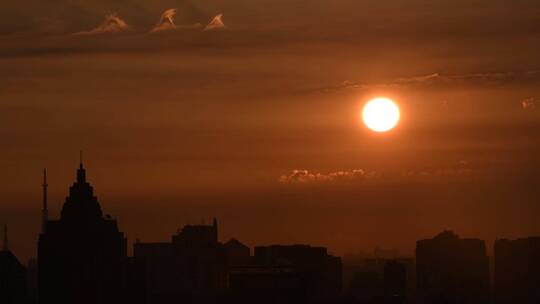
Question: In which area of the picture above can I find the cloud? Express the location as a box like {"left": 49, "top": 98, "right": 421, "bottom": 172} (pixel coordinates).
{"left": 73, "top": 14, "right": 128, "bottom": 35}
{"left": 151, "top": 8, "right": 177, "bottom": 32}
{"left": 279, "top": 169, "right": 379, "bottom": 184}
{"left": 280, "top": 161, "right": 477, "bottom": 184}
{"left": 204, "top": 14, "right": 225, "bottom": 31}
{"left": 321, "top": 70, "right": 540, "bottom": 94}
{"left": 401, "top": 160, "right": 475, "bottom": 179}
{"left": 150, "top": 8, "right": 203, "bottom": 33}
{"left": 521, "top": 97, "right": 538, "bottom": 110}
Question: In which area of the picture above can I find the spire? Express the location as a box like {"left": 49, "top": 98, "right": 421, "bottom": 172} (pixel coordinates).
{"left": 79, "top": 150, "right": 83, "bottom": 169}
{"left": 2, "top": 224, "right": 8, "bottom": 251}
{"left": 42, "top": 168, "right": 48, "bottom": 233}
{"left": 77, "top": 151, "right": 86, "bottom": 183}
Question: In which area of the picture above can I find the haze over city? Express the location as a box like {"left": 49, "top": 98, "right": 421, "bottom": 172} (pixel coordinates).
{"left": 0, "top": 2, "right": 540, "bottom": 303}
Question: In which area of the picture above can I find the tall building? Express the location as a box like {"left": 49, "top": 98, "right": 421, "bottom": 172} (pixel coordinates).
{"left": 416, "top": 231, "right": 489, "bottom": 304}
{"left": 38, "top": 161, "right": 127, "bottom": 304}
{"left": 494, "top": 237, "right": 540, "bottom": 304}
{"left": 0, "top": 225, "right": 27, "bottom": 304}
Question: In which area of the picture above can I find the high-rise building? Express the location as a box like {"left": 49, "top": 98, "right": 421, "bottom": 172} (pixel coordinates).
{"left": 416, "top": 231, "right": 490, "bottom": 304}
{"left": 38, "top": 161, "right": 127, "bottom": 304}
{"left": 494, "top": 237, "right": 540, "bottom": 304}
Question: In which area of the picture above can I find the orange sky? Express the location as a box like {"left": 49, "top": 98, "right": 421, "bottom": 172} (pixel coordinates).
{"left": 1, "top": 0, "right": 540, "bottom": 261}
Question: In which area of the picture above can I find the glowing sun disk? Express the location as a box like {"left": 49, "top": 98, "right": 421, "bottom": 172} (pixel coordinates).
{"left": 362, "top": 98, "right": 400, "bottom": 132}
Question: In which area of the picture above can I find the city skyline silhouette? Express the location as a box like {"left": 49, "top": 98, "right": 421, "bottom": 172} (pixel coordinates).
{"left": 1, "top": 160, "right": 539, "bottom": 303}
{"left": 1, "top": 1, "right": 540, "bottom": 303}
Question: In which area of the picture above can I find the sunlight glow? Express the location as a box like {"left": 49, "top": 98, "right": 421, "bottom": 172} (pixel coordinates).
{"left": 362, "top": 97, "right": 400, "bottom": 132}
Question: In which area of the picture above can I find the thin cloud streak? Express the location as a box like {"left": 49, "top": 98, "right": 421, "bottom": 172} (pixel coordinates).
{"left": 279, "top": 169, "right": 380, "bottom": 184}
{"left": 279, "top": 162, "right": 477, "bottom": 184}
{"left": 319, "top": 70, "right": 540, "bottom": 94}
{"left": 73, "top": 14, "right": 129, "bottom": 35}
{"left": 204, "top": 14, "right": 225, "bottom": 31}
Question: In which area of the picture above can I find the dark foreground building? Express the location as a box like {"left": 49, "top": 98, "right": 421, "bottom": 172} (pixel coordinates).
{"left": 494, "top": 237, "right": 540, "bottom": 304}
{"left": 239, "top": 244, "right": 342, "bottom": 303}
{"left": 416, "top": 231, "right": 489, "bottom": 304}
{"left": 384, "top": 260, "right": 408, "bottom": 304}
{"left": 134, "top": 219, "right": 227, "bottom": 304}
{"left": 0, "top": 226, "right": 27, "bottom": 304}
{"left": 38, "top": 162, "right": 128, "bottom": 304}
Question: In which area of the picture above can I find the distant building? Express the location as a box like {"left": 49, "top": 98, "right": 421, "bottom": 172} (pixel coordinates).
{"left": 344, "top": 256, "right": 415, "bottom": 302}
{"left": 252, "top": 244, "right": 342, "bottom": 302}
{"left": 494, "top": 237, "right": 540, "bottom": 304}
{"left": 384, "top": 260, "right": 407, "bottom": 304}
{"left": 348, "top": 271, "right": 381, "bottom": 302}
{"left": 0, "top": 226, "right": 27, "bottom": 304}
{"left": 224, "top": 238, "right": 250, "bottom": 266}
{"left": 38, "top": 162, "right": 128, "bottom": 304}
{"left": 416, "top": 231, "right": 490, "bottom": 304}
{"left": 134, "top": 219, "right": 227, "bottom": 303}
{"left": 227, "top": 264, "right": 305, "bottom": 303}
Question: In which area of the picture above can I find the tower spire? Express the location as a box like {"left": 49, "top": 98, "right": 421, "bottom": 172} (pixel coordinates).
{"left": 80, "top": 150, "right": 83, "bottom": 169}
{"left": 77, "top": 151, "right": 86, "bottom": 183}
{"left": 42, "top": 168, "right": 48, "bottom": 233}
{"left": 2, "top": 224, "right": 8, "bottom": 251}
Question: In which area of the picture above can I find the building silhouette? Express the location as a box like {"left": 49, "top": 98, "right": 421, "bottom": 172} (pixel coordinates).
{"left": 0, "top": 225, "right": 27, "bottom": 304}
{"left": 38, "top": 161, "right": 128, "bottom": 304}
{"left": 134, "top": 219, "right": 227, "bottom": 303}
{"left": 347, "top": 270, "right": 382, "bottom": 303}
{"left": 494, "top": 237, "right": 540, "bottom": 304}
{"left": 416, "top": 231, "right": 490, "bottom": 304}
{"left": 224, "top": 238, "right": 251, "bottom": 266}
{"left": 253, "top": 244, "right": 342, "bottom": 302}
{"left": 344, "top": 255, "right": 415, "bottom": 303}
{"left": 384, "top": 260, "right": 407, "bottom": 304}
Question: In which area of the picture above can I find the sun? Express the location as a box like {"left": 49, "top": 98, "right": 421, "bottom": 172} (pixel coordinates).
{"left": 362, "top": 97, "right": 400, "bottom": 132}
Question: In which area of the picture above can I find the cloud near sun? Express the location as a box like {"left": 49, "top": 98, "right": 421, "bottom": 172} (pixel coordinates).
{"left": 319, "top": 70, "right": 540, "bottom": 94}
{"left": 279, "top": 162, "right": 476, "bottom": 184}
{"left": 279, "top": 169, "right": 380, "bottom": 184}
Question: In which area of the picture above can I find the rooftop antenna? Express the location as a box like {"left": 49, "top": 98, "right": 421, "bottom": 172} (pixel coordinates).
{"left": 42, "top": 168, "right": 48, "bottom": 233}
{"left": 2, "top": 224, "right": 8, "bottom": 251}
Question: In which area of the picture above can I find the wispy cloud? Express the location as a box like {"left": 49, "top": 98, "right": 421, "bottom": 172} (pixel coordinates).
{"left": 279, "top": 169, "right": 380, "bottom": 184}
{"left": 204, "top": 14, "right": 225, "bottom": 31}
{"left": 401, "top": 161, "right": 474, "bottom": 179}
{"left": 151, "top": 8, "right": 178, "bottom": 33}
{"left": 150, "top": 9, "right": 203, "bottom": 33}
{"left": 320, "top": 70, "right": 540, "bottom": 94}
{"left": 73, "top": 14, "right": 129, "bottom": 35}
{"left": 521, "top": 97, "right": 538, "bottom": 110}
{"left": 279, "top": 161, "right": 476, "bottom": 184}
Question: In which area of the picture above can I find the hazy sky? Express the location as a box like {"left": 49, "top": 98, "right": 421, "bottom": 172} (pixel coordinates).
{"left": 1, "top": 0, "right": 540, "bottom": 261}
